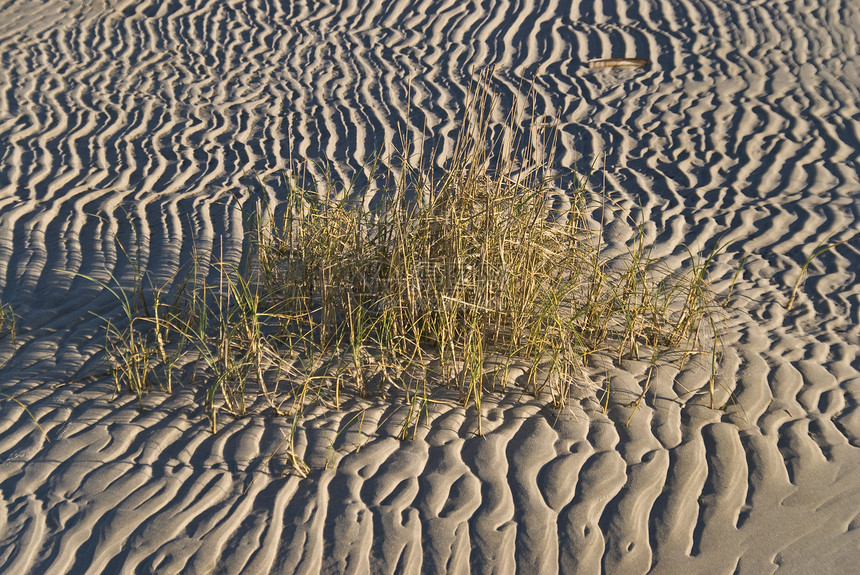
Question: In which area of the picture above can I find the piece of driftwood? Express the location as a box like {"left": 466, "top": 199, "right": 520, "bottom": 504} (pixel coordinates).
{"left": 588, "top": 58, "right": 649, "bottom": 69}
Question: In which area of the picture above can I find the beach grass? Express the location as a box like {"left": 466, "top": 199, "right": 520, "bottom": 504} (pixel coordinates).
{"left": 0, "top": 302, "right": 51, "bottom": 439}
{"left": 785, "top": 233, "right": 851, "bottom": 311}
{"left": 83, "top": 73, "right": 728, "bottom": 443}
{"left": 0, "top": 302, "right": 15, "bottom": 346}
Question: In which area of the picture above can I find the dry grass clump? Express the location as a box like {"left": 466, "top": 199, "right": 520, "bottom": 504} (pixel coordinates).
{"left": 0, "top": 302, "right": 15, "bottom": 345}
{"left": 82, "top": 76, "right": 726, "bottom": 441}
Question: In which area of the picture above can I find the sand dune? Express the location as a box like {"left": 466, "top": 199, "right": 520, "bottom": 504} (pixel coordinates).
{"left": 1, "top": 0, "right": 859, "bottom": 572}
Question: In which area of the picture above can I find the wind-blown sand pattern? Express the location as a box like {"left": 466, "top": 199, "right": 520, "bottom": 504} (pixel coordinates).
{"left": 1, "top": 0, "right": 859, "bottom": 573}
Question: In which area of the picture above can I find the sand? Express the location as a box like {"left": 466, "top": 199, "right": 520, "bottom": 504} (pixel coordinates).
{"left": 1, "top": 0, "right": 859, "bottom": 573}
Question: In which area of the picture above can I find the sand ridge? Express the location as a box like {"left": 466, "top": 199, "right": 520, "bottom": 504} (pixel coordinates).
{"left": 1, "top": 0, "right": 859, "bottom": 573}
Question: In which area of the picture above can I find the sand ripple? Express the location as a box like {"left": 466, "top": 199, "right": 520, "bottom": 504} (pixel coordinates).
{"left": 1, "top": 0, "right": 859, "bottom": 572}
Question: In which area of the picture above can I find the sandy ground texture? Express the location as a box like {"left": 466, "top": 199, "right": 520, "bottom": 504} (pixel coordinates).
{"left": 1, "top": 0, "right": 860, "bottom": 573}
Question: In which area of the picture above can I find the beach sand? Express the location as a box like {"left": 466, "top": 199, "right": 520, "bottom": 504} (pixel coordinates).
{"left": 1, "top": 0, "right": 859, "bottom": 572}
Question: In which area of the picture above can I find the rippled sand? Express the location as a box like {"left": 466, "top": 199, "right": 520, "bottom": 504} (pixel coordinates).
{"left": 1, "top": 1, "right": 859, "bottom": 573}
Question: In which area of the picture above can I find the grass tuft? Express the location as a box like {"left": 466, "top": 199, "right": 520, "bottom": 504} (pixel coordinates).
{"left": 83, "top": 72, "right": 728, "bottom": 449}
{"left": 0, "top": 302, "right": 15, "bottom": 345}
